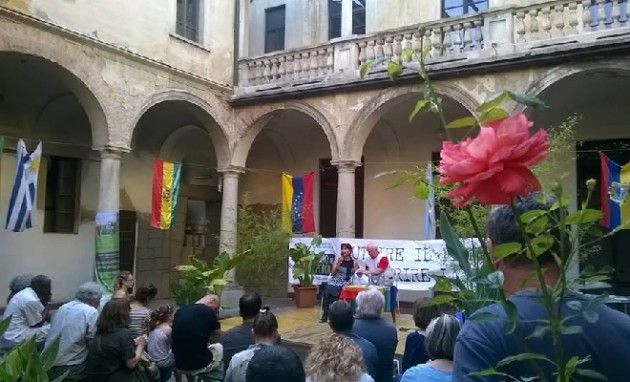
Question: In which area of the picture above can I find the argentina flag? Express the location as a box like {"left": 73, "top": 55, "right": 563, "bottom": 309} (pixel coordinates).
{"left": 5, "top": 140, "right": 42, "bottom": 232}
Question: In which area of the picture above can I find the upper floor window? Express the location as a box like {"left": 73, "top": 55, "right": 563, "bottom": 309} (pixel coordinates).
{"left": 44, "top": 156, "right": 81, "bottom": 233}
{"left": 265, "top": 5, "right": 286, "bottom": 53}
{"left": 176, "top": 0, "right": 201, "bottom": 42}
{"left": 442, "top": 0, "right": 488, "bottom": 18}
{"left": 328, "top": 0, "right": 366, "bottom": 39}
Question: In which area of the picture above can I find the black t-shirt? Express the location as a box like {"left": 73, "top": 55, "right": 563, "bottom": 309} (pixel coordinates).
{"left": 86, "top": 327, "right": 141, "bottom": 382}
{"left": 172, "top": 304, "right": 221, "bottom": 371}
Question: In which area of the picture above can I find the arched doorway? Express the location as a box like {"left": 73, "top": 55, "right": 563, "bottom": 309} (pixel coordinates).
{"left": 131, "top": 100, "right": 227, "bottom": 298}
{"left": 529, "top": 67, "right": 630, "bottom": 296}
{"left": 0, "top": 52, "right": 107, "bottom": 303}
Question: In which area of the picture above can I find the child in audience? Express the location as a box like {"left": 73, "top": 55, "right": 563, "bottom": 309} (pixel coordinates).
{"left": 147, "top": 305, "right": 178, "bottom": 382}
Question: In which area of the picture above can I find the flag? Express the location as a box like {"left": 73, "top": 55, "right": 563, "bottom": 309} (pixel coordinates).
{"left": 5, "top": 140, "right": 42, "bottom": 232}
{"left": 423, "top": 162, "right": 436, "bottom": 240}
{"left": 151, "top": 159, "right": 182, "bottom": 229}
{"left": 281, "top": 172, "right": 315, "bottom": 234}
{"left": 599, "top": 152, "right": 630, "bottom": 229}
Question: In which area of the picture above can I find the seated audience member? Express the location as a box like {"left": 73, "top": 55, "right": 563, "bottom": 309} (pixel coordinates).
{"left": 225, "top": 307, "right": 279, "bottom": 382}
{"left": 147, "top": 305, "right": 177, "bottom": 382}
{"left": 400, "top": 314, "right": 460, "bottom": 382}
{"left": 87, "top": 298, "right": 148, "bottom": 382}
{"left": 46, "top": 282, "right": 102, "bottom": 381}
{"left": 172, "top": 294, "right": 222, "bottom": 378}
{"left": 221, "top": 292, "right": 261, "bottom": 369}
{"left": 129, "top": 284, "right": 158, "bottom": 338}
{"left": 305, "top": 333, "right": 374, "bottom": 382}
{"left": 328, "top": 300, "right": 378, "bottom": 379}
{"left": 245, "top": 344, "right": 305, "bottom": 382}
{"left": 0, "top": 274, "right": 52, "bottom": 351}
{"left": 352, "top": 287, "right": 398, "bottom": 382}
{"left": 320, "top": 243, "right": 359, "bottom": 322}
{"left": 401, "top": 298, "right": 445, "bottom": 373}
{"left": 453, "top": 192, "right": 630, "bottom": 381}
{"left": 6, "top": 273, "right": 34, "bottom": 304}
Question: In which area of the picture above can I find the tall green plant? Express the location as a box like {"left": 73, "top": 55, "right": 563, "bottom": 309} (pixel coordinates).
{"left": 235, "top": 203, "right": 289, "bottom": 296}
{"left": 171, "top": 251, "right": 248, "bottom": 306}
{"left": 0, "top": 316, "right": 66, "bottom": 382}
{"left": 289, "top": 235, "right": 323, "bottom": 286}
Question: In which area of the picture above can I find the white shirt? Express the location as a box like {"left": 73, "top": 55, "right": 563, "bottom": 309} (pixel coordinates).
{"left": 45, "top": 300, "right": 98, "bottom": 366}
{"left": 364, "top": 254, "right": 395, "bottom": 286}
{"left": 1, "top": 287, "right": 49, "bottom": 343}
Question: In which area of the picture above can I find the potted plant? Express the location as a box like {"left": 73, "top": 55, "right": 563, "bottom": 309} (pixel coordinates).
{"left": 171, "top": 251, "right": 248, "bottom": 306}
{"left": 289, "top": 235, "right": 323, "bottom": 308}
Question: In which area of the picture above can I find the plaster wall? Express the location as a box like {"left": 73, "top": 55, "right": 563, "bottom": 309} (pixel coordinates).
{"left": 1, "top": 0, "right": 235, "bottom": 85}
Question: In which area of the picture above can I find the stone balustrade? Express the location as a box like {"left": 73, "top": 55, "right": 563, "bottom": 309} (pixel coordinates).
{"left": 235, "top": 0, "right": 630, "bottom": 98}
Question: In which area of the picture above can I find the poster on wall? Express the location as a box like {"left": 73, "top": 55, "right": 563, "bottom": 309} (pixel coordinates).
{"left": 288, "top": 237, "right": 478, "bottom": 292}
{"left": 95, "top": 211, "right": 120, "bottom": 293}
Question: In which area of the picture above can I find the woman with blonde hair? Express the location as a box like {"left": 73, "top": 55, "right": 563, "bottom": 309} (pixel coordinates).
{"left": 305, "top": 333, "right": 373, "bottom": 382}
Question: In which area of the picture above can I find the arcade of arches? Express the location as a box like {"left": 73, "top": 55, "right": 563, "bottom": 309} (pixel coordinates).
{"left": 2, "top": 43, "right": 630, "bottom": 302}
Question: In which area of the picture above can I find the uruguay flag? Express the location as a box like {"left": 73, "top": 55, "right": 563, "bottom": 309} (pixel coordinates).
{"left": 281, "top": 172, "right": 315, "bottom": 234}
{"left": 6, "top": 140, "right": 42, "bottom": 232}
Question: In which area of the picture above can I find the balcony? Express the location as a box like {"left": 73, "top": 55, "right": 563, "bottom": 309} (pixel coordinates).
{"left": 234, "top": 0, "right": 630, "bottom": 102}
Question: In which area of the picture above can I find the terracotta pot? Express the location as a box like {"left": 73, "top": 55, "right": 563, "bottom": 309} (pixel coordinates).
{"left": 294, "top": 285, "right": 318, "bottom": 308}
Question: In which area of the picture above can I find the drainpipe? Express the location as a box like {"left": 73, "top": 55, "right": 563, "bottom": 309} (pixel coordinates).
{"left": 232, "top": 0, "right": 240, "bottom": 87}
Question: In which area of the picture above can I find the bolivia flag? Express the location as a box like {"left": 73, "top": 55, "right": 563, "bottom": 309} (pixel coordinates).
{"left": 281, "top": 172, "right": 315, "bottom": 234}
{"left": 151, "top": 159, "right": 182, "bottom": 230}
{"left": 599, "top": 152, "right": 630, "bottom": 229}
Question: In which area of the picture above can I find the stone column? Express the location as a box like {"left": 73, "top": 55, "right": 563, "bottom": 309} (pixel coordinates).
{"left": 97, "top": 149, "right": 122, "bottom": 213}
{"left": 218, "top": 167, "right": 244, "bottom": 255}
{"left": 341, "top": 0, "right": 353, "bottom": 37}
{"left": 334, "top": 160, "right": 360, "bottom": 238}
{"left": 95, "top": 148, "right": 124, "bottom": 291}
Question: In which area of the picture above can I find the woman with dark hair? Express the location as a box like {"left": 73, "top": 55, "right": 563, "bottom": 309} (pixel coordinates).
{"left": 113, "top": 271, "right": 135, "bottom": 299}
{"left": 320, "top": 243, "right": 359, "bottom": 322}
{"left": 225, "top": 307, "right": 279, "bottom": 382}
{"left": 129, "top": 284, "right": 158, "bottom": 338}
{"left": 87, "top": 298, "right": 148, "bottom": 382}
{"left": 246, "top": 344, "right": 305, "bottom": 382}
{"left": 401, "top": 298, "right": 446, "bottom": 373}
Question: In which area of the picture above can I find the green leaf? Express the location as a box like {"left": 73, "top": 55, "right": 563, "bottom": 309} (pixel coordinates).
{"left": 502, "top": 300, "right": 518, "bottom": 334}
{"left": 468, "top": 311, "right": 498, "bottom": 322}
{"left": 582, "top": 309, "right": 599, "bottom": 323}
{"left": 468, "top": 368, "right": 513, "bottom": 378}
{"left": 413, "top": 180, "right": 429, "bottom": 200}
{"left": 550, "top": 195, "right": 570, "bottom": 211}
{"left": 446, "top": 116, "right": 477, "bottom": 129}
{"left": 479, "top": 108, "right": 509, "bottom": 124}
{"left": 561, "top": 325, "right": 583, "bottom": 335}
{"left": 0, "top": 315, "right": 10, "bottom": 337}
{"left": 387, "top": 61, "right": 402, "bottom": 81}
{"left": 486, "top": 271, "right": 504, "bottom": 288}
{"left": 575, "top": 369, "right": 607, "bottom": 380}
{"left": 477, "top": 91, "right": 510, "bottom": 113}
{"left": 565, "top": 209, "right": 603, "bottom": 225}
{"left": 527, "top": 324, "right": 551, "bottom": 339}
{"left": 359, "top": 61, "right": 373, "bottom": 78}
{"left": 433, "top": 278, "right": 453, "bottom": 293}
{"left": 507, "top": 91, "right": 550, "bottom": 110}
{"left": 409, "top": 99, "right": 429, "bottom": 122}
{"left": 566, "top": 300, "right": 583, "bottom": 311}
{"left": 40, "top": 336, "right": 60, "bottom": 370}
{"left": 492, "top": 242, "right": 522, "bottom": 260}
{"left": 401, "top": 49, "right": 413, "bottom": 62}
{"left": 439, "top": 211, "right": 472, "bottom": 276}
{"left": 529, "top": 235, "right": 554, "bottom": 257}
{"left": 496, "top": 353, "right": 554, "bottom": 369}
{"left": 426, "top": 294, "right": 456, "bottom": 306}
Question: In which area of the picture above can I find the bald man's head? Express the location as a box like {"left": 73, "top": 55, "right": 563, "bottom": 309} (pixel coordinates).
{"left": 366, "top": 243, "right": 379, "bottom": 259}
{"left": 197, "top": 294, "right": 220, "bottom": 312}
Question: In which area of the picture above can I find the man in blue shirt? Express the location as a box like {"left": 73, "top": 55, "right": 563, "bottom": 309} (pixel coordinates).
{"left": 453, "top": 193, "right": 630, "bottom": 381}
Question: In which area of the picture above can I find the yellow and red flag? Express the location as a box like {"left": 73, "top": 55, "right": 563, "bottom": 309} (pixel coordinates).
{"left": 151, "top": 159, "right": 182, "bottom": 230}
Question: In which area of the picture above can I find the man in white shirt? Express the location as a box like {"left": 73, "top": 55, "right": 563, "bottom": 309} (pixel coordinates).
{"left": 1, "top": 275, "right": 52, "bottom": 351}
{"left": 362, "top": 244, "right": 398, "bottom": 323}
{"left": 46, "top": 282, "right": 102, "bottom": 381}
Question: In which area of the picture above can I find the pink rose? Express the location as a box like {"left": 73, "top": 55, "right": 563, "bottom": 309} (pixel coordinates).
{"left": 439, "top": 113, "right": 549, "bottom": 207}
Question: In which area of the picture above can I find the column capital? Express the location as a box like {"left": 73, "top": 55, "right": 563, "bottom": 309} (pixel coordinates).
{"left": 217, "top": 166, "right": 246, "bottom": 177}
{"left": 332, "top": 160, "right": 361, "bottom": 173}
{"left": 94, "top": 145, "right": 130, "bottom": 160}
